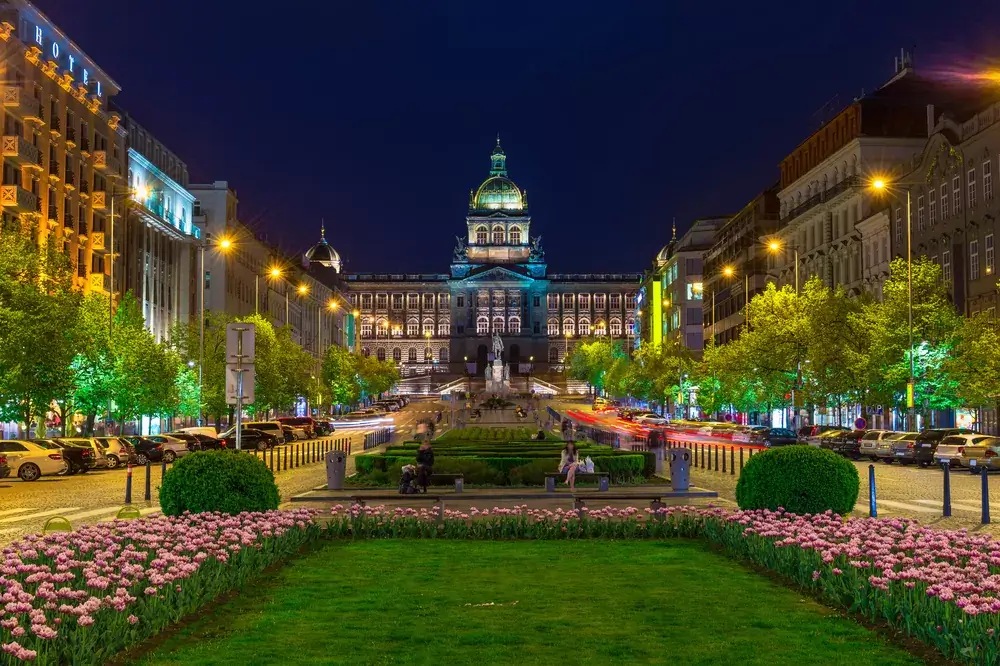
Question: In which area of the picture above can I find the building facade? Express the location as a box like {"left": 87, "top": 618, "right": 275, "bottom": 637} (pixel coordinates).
{"left": 702, "top": 187, "right": 779, "bottom": 345}
{"left": 322, "top": 141, "right": 640, "bottom": 382}
{"left": 0, "top": 0, "right": 126, "bottom": 297}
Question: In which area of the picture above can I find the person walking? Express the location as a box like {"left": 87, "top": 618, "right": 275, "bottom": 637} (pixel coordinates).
{"left": 415, "top": 440, "right": 434, "bottom": 492}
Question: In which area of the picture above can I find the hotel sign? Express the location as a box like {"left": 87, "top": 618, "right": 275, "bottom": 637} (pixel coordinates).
{"left": 30, "top": 23, "right": 102, "bottom": 97}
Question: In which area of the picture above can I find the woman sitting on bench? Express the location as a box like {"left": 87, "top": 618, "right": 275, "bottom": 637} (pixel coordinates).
{"left": 558, "top": 441, "right": 582, "bottom": 491}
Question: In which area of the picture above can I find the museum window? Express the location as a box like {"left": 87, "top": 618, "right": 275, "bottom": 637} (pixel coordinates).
{"left": 609, "top": 294, "right": 621, "bottom": 310}
{"left": 425, "top": 348, "right": 433, "bottom": 362}
{"left": 547, "top": 318, "right": 559, "bottom": 336}
{"left": 563, "top": 293, "right": 574, "bottom": 309}
{"left": 408, "top": 348, "right": 417, "bottom": 362}
{"left": 508, "top": 316, "right": 521, "bottom": 335}
{"left": 547, "top": 294, "right": 558, "bottom": 310}
{"left": 492, "top": 225, "right": 505, "bottom": 245}
{"left": 578, "top": 318, "right": 591, "bottom": 336}
{"left": 492, "top": 317, "right": 504, "bottom": 333}
{"left": 361, "top": 322, "right": 372, "bottom": 338}
{"left": 476, "top": 226, "right": 488, "bottom": 244}
{"left": 376, "top": 348, "right": 385, "bottom": 361}
{"left": 407, "top": 294, "right": 419, "bottom": 309}
{"left": 375, "top": 294, "right": 387, "bottom": 309}
{"left": 533, "top": 295, "right": 540, "bottom": 307}
{"left": 594, "top": 294, "right": 606, "bottom": 310}
{"left": 594, "top": 320, "right": 606, "bottom": 336}
{"left": 440, "top": 348, "right": 449, "bottom": 362}
{"left": 457, "top": 295, "right": 464, "bottom": 308}
{"left": 407, "top": 320, "right": 419, "bottom": 336}
{"left": 391, "top": 294, "right": 403, "bottom": 310}
{"left": 578, "top": 293, "right": 590, "bottom": 309}
{"left": 477, "top": 316, "right": 489, "bottom": 335}
{"left": 439, "top": 293, "right": 449, "bottom": 308}
{"left": 438, "top": 321, "right": 449, "bottom": 336}
{"left": 361, "top": 294, "right": 372, "bottom": 310}
{"left": 392, "top": 348, "right": 401, "bottom": 362}
{"left": 625, "top": 293, "right": 636, "bottom": 309}
{"left": 423, "top": 319, "right": 434, "bottom": 336}
{"left": 610, "top": 318, "right": 622, "bottom": 336}
{"left": 423, "top": 294, "right": 435, "bottom": 310}
{"left": 509, "top": 226, "right": 521, "bottom": 245}
{"left": 361, "top": 347, "right": 371, "bottom": 357}
{"left": 562, "top": 317, "right": 575, "bottom": 336}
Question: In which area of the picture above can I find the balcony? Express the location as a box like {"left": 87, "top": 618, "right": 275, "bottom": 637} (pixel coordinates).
{"left": 91, "top": 190, "right": 106, "bottom": 210}
{"left": 88, "top": 272, "right": 109, "bottom": 294}
{"left": 47, "top": 161, "right": 60, "bottom": 181}
{"left": 92, "top": 150, "right": 106, "bottom": 170}
{"left": 0, "top": 185, "right": 39, "bottom": 213}
{"left": 65, "top": 127, "right": 76, "bottom": 147}
{"left": 79, "top": 181, "right": 89, "bottom": 198}
{"left": 77, "top": 218, "right": 88, "bottom": 240}
{"left": 2, "top": 135, "right": 41, "bottom": 168}
{"left": 64, "top": 171, "right": 76, "bottom": 191}
{"left": 80, "top": 137, "right": 90, "bottom": 155}
{"left": 91, "top": 231, "right": 106, "bottom": 252}
{"left": 47, "top": 205, "right": 58, "bottom": 224}
{"left": 2, "top": 86, "right": 42, "bottom": 123}
{"left": 65, "top": 213, "right": 75, "bottom": 233}
{"left": 780, "top": 175, "right": 861, "bottom": 224}
{"left": 49, "top": 116, "right": 61, "bottom": 137}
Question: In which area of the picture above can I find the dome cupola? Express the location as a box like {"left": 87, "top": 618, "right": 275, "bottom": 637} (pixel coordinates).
{"left": 304, "top": 220, "right": 342, "bottom": 272}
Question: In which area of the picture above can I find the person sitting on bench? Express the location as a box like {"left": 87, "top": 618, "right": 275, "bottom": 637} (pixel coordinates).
{"left": 415, "top": 441, "right": 434, "bottom": 493}
{"left": 558, "top": 441, "right": 582, "bottom": 491}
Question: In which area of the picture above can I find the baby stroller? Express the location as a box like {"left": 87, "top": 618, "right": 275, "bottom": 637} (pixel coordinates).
{"left": 398, "top": 464, "right": 419, "bottom": 494}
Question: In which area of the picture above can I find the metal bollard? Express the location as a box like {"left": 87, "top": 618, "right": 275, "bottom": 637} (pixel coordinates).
{"left": 868, "top": 464, "right": 877, "bottom": 518}
{"left": 942, "top": 463, "right": 952, "bottom": 517}
{"left": 739, "top": 447, "right": 744, "bottom": 471}
{"left": 296, "top": 444, "right": 300, "bottom": 467}
{"left": 269, "top": 446, "right": 274, "bottom": 471}
{"left": 161, "top": 460, "right": 167, "bottom": 483}
{"left": 722, "top": 446, "right": 727, "bottom": 473}
{"left": 125, "top": 465, "right": 133, "bottom": 504}
{"left": 983, "top": 468, "right": 991, "bottom": 525}
{"left": 144, "top": 461, "right": 151, "bottom": 501}
{"left": 730, "top": 447, "right": 735, "bottom": 476}
{"left": 284, "top": 445, "right": 288, "bottom": 470}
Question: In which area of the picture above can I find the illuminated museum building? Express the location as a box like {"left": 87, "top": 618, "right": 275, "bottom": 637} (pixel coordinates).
{"left": 304, "top": 140, "right": 640, "bottom": 379}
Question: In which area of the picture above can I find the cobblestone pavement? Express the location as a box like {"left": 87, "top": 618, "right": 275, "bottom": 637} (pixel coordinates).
{"left": 0, "top": 400, "right": 439, "bottom": 544}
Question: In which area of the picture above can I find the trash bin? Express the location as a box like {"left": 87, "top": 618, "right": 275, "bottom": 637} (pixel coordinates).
{"left": 669, "top": 448, "right": 691, "bottom": 491}
{"left": 326, "top": 450, "right": 347, "bottom": 491}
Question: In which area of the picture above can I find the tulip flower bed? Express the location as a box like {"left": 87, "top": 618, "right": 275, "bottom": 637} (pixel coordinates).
{"left": 0, "top": 509, "right": 320, "bottom": 665}
{"left": 330, "top": 504, "right": 1000, "bottom": 664}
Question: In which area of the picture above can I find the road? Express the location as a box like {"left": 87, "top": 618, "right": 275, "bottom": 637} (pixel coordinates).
{"left": 550, "top": 398, "right": 1000, "bottom": 525}
{"left": 0, "top": 399, "right": 443, "bottom": 544}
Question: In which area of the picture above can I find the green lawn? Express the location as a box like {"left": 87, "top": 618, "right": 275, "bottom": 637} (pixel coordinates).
{"left": 136, "top": 541, "right": 920, "bottom": 665}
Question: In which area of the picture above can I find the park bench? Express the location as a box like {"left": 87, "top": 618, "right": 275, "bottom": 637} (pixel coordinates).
{"left": 428, "top": 473, "right": 464, "bottom": 493}
{"left": 571, "top": 493, "right": 669, "bottom": 511}
{"left": 350, "top": 494, "right": 443, "bottom": 507}
{"left": 545, "top": 472, "right": 610, "bottom": 492}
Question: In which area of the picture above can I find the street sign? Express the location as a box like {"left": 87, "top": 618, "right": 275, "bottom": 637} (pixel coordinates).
{"left": 906, "top": 382, "right": 915, "bottom": 409}
{"left": 855, "top": 417, "right": 867, "bottom": 430}
{"left": 226, "top": 323, "right": 256, "bottom": 364}
{"left": 226, "top": 363, "right": 255, "bottom": 405}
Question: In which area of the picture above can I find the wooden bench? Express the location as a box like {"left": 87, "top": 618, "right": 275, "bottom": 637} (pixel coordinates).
{"left": 350, "top": 494, "right": 443, "bottom": 506}
{"left": 571, "top": 493, "right": 668, "bottom": 511}
{"left": 428, "top": 473, "right": 464, "bottom": 493}
{"left": 545, "top": 472, "right": 610, "bottom": 492}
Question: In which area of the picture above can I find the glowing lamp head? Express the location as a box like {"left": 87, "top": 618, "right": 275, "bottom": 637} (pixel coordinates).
{"left": 218, "top": 237, "right": 232, "bottom": 250}
{"left": 723, "top": 266, "right": 734, "bottom": 277}
{"left": 872, "top": 178, "right": 887, "bottom": 191}
{"left": 768, "top": 241, "right": 780, "bottom": 252}
{"left": 297, "top": 285, "right": 309, "bottom": 295}
{"left": 352, "top": 309, "right": 360, "bottom": 317}
{"left": 269, "top": 267, "right": 282, "bottom": 278}
{"left": 328, "top": 300, "right": 338, "bottom": 309}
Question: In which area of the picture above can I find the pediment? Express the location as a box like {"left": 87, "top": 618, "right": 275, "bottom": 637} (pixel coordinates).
{"left": 460, "top": 264, "right": 535, "bottom": 283}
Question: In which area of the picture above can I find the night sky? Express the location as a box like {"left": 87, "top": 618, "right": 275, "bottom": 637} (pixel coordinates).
{"left": 37, "top": 0, "right": 1000, "bottom": 273}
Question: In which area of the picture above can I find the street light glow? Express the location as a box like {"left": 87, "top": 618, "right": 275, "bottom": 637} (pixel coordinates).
{"left": 218, "top": 237, "right": 233, "bottom": 250}
{"left": 269, "top": 267, "right": 282, "bottom": 278}
{"left": 352, "top": 309, "right": 360, "bottom": 317}
{"left": 768, "top": 241, "right": 780, "bottom": 252}
{"left": 297, "top": 284, "right": 309, "bottom": 295}
{"left": 723, "top": 266, "right": 734, "bottom": 277}
{"left": 872, "top": 178, "right": 887, "bottom": 190}
{"left": 328, "top": 300, "right": 338, "bottom": 309}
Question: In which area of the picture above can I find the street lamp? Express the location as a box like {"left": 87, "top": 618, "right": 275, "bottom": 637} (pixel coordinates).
{"left": 722, "top": 265, "right": 750, "bottom": 331}
{"left": 871, "top": 176, "right": 916, "bottom": 430}
{"left": 198, "top": 234, "right": 233, "bottom": 426}
{"left": 766, "top": 240, "right": 800, "bottom": 293}
{"left": 255, "top": 266, "right": 284, "bottom": 315}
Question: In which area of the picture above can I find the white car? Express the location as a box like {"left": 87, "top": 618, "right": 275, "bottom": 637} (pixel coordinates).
{"left": 144, "top": 435, "right": 196, "bottom": 463}
{"left": 179, "top": 426, "right": 219, "bottom": 438}
{"left": 0, "top": 440, "right": 68, "bottom": 481}
{"left": 634, "top": 413, "right": 669, "bottom": 426}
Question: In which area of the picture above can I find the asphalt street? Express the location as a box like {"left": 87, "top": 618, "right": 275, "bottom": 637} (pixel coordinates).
{"left": 0, "top": 400, "right": 442, "bottom": 544}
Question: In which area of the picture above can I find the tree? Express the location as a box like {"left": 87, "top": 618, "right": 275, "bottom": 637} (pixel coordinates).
{"left": 66, "top": 293, "right": 114, "bottom": 434}
{"left": 358, "top": 355, "right": 399, "bottom": 399}
{"left": 942, "top": 311, "right": 1000, "bottom": 424}
{"left": 566, "top": 338, "right": 618, "bottom": 395}
{"left": 0, "top": 228, "right": 80, "bottom": 435}
{"left": 628, "top": 340, "right": 694, "bottom": 413}
{"left": 322, "top": 344, "right": 362, "bottom": 406}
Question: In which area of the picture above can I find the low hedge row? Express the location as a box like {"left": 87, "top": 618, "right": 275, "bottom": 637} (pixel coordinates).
{"left": 437, "top": 427, "right": 557, "bottom": 442}
{"left": 354, "top": 452, "right": 649, "bottom": 485}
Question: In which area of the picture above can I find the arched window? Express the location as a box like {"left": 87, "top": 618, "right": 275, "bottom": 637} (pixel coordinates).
{"left": 547, "top": 318, "right": 559, "bottom": 336}
{"left": 440, "top": 347, "right": 449, "bottom": 362}
{"left": 424, "top": 347, "right": 433, "bottom": 362}
{"left": 422, "top": 318, "right": 434, "bottom": 336}
{"left": 376, "top": 348, "right": 386, "bottom": 361}
{"left": 578, "top": 318, "right": 591, "bottom": 336}
{"left": 594, "top": 320, "right": 606, "bottom": 336}
{"left": 392, "top": 348, "right": 401, "bottom": 362}
{"left": 408, "top": 348, "right": 417, "bottom": 362}
{"left": 477, "top": 316, "right": 489, "bottom": 335}
{"left": 376, "top": 318, "right": 388, "bottom": 337}
{"left": 476, "top": 226, "right": 488, "bottom": 244}
{"left": 562, "top": 317, "right": 575, "bottom": 336}
{"left": 438, "top": 321, "right": 449, "bottom": 337}
{"left": 492, "top": 316, "right": 504, "bottom": 333}
{"left": 492, "top": 225, "right": 505, "bottom": 245}
{"left": 361, "top": 319, "right": 373, "bottom": 338}
{"left": 549, "top": 346, "right": 559, "bottom": 362}
{"left": 509, "top": 226, "right": 521, "bottom": 245}
{"left": 362, "top": 347, "right": 371, "bottom": 357}
{"left": 407, "top": 318, "right": 419, "bottom": 337}
{"left": 508, "top": 316, "right": 521, "bottom": 335}
{"left": 626, "top": 318, "right": 636, "bottom": 335}
{"left": 610, "top": 318, "right": 622, "bottom": 336}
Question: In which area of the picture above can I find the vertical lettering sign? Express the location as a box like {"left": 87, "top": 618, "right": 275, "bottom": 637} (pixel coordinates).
{"left": 32, "top": 23, "right": 101, "bottom": 97}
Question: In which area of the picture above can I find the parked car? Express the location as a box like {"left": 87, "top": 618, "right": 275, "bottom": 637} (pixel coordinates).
{"left": 858, "top": 430, "right": 895, "bottom": 461}
{"left": 56, "top": 437, "right": 110, "bottom": 469}
{"left": 44, "top": 439, "right": 95, "bottom": 474}
{"left": 242, "top": 421, "right": 285, "bottom": 445}
{"left": 799, "top": 425, "right": 850, "bottom": 446}
{"left": 0, "top": 454, "right": 8, "bottom": 479}
{"left": 144, "top": 434, "right": 197, "bottom": 462}
{"left": 898, "top": 428, "right": 978, "bottom": 467}
{"left": 933, "top": 433, "right": 996, "bottom": 468}
{"left": 276, "top": 417, "right": 317, "bottom": 438}
{"left": 815, "top": 429, "right": 849, "bottom": 450}
{"left": 178, "top": 426, "right": 219, "bottom": 438}
{"left": 959, "top": 437, "right": 1000, "bottom": 471}
{"left": 190, "top": 433, "right": 225, "bottom": 450}
{"left": 123, "top": 436, "right": 165, "bottom": 465}
{"left": 749, "top": 427, "right": 797, "bottom": 447}
{"left": 281, "top": 425, "right": 309, "bottom": 441}
{"left": 0, "top": 440, "right": 68, "bottom": 481}
{"left": 314, "top": 419, "right": 335, "bottom": 437}
{"left": 634, "top": 412, "right": 669, "bottom": 426}
{"left": 219, "top": 427, "right": 278, "bottom": 451}
{"left": 94, "top": 437, "right": 136, "bottom": 468}
{"left": 374, "top": 401, "right": 400, "bottom": 412}
{"left": 164, "top": 432, "right": 206, "bottom": 451}
{"left": 829, "top": 430, "right": 867, "bottom": 459}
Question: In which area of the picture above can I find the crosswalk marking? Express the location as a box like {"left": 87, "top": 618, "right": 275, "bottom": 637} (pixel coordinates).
{"left": 869, "top": 499, "right": 941, "bottom": 514}
{"left": 0, "top": 508, "right": 35, "bottom": 518}
{"left": 0, "top": 507, "right": 81, "bottom": 524}
{"left": 61, "top": 506, "right": 133, "bottom": 522}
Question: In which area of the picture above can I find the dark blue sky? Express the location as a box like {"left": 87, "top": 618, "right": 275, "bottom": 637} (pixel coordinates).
{"left": 40, "top": 0, "right": 999, "bottom": 272}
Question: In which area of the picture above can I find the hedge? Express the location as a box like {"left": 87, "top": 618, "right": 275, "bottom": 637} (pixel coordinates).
{"left": 437, "top": 427, "right": 556, "bottom": 442}
{"left": 735, "top": 445, "right": 859, "bottom": 515}
{"left": 160, "top": 451, "right": 280, "bottom": 516}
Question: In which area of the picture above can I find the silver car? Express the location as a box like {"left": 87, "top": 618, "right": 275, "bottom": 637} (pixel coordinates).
{"left": 858, "top": 430, "right": 895, "bottom": 460}
{"left": 960, "top": 437, "right": 1000, "bottom": 471}
{"left": 935, "top": 434, "right": 996, "bottom": 468}
{"left": 95, "top": 437, "right": 136, "bottom": 469}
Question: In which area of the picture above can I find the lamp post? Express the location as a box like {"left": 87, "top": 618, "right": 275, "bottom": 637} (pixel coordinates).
{"left": 197, "top": 236, "right": 232, "bottom": 425}
{"left": 765, "top": 241, "right": 803, "bottom": 428}
{"left": 722, "top": 265, "right": 750, "bottom": 331}
{"left": 871, "top": 177, "right": 916, "bottom": 430}
{"left": 255, "top": 266, "right": 284, "bottom": 316}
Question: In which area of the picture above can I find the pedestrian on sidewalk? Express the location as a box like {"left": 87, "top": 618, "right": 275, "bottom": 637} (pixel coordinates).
{"left": 416, "top": 440, "right": 434, "bottom": 492}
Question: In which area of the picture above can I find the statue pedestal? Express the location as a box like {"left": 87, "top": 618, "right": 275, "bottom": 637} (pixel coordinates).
{"left": 485, "top": 359, "right": 510, "bottom": 395}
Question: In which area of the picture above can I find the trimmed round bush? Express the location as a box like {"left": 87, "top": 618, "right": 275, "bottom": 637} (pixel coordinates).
{"left": 735, "top": 445, "right": 859, "bottom": 515}
{"left": 159, "top": 451, "right": 280, "bottom": 516}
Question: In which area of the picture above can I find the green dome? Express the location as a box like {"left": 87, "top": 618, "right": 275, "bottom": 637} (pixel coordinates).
{"left": 473, "top": 176, "right": 523, "bottom": 211}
